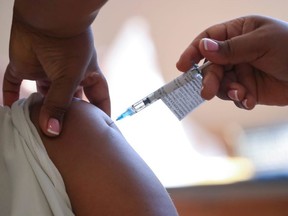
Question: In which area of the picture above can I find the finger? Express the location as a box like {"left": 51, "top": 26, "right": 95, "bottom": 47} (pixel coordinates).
{"left": 176, "top": 39, "right": 204, "bottom": 72}
{"left": 176, "top": 18, "right": 240, "bottom": 72}
{"left": 82, "top": 72, "right": 111, "bottom": 116}
{"left": 227, "top": 83, "right": 247, "bottom": 102}
{"left": 201, "top": 64, "right": 224, "bottom": 100}
{"left": 39, "top": 76, "right": 79, "bottom": 136}
{"left": 198, "top": 31, "right": 266, "bottom": 65}
{"left": 74, "top": 86, "right": 83, "bottom": 99}
{"left": 232, "top": 93, "right": 256, "bottom": 110}
{"left": 233, "top": 64, "right": 258, "bottom": 109}
{"left": 241, "top": 94, "right": 256, "bottom": 110}
{"left": 2, "top": 63, "right": 22, "bottom": 106}
{"left": 195, "top": 16, "right": 262, "bottom": 64}
{"left": 225, "top": 81, "right": 257, "bottom": 110}
{"left": 36, "top": 79, "right": 51, "bottom": 96}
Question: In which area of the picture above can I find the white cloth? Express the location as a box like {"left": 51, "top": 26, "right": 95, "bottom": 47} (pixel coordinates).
{"left": 0, "top": 94, "right": 74, "bottom": 216}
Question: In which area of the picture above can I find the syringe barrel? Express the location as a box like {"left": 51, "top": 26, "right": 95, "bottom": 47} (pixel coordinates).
{"left": 153, "top": 65, "right": 202, "bottom": 99}
{"left": 131, "top": 64, "right": 203, "bottom": 114}
{"left": 132, "top": 93, "right": 154, "bottom": 113}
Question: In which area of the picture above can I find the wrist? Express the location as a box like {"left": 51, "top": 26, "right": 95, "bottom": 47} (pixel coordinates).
{"left": 13, "top": 0, "right": 106, "bottom": 37}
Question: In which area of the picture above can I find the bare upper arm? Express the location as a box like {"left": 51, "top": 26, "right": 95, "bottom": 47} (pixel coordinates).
{"left": 29, "top": 98, "right": 178, "bottom": 216}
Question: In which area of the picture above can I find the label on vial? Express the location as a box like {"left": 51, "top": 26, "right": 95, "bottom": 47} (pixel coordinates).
{"left": 160, "top": 72, "right": 204, "bottom": 120}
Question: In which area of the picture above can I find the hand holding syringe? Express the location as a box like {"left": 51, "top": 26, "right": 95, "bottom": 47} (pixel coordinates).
{"left": 116, "top": 61, "right": 212, "bottom": 121}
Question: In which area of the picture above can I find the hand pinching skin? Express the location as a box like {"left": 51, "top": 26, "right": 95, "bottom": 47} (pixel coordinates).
{"left": 4, "top": 0, "right": 110, "bottom": 136}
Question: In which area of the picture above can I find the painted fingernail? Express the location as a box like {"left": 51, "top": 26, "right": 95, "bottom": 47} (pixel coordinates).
{"left": 47, "top": 118, "right": 60, "bottom": 136}
{"left": 242, "top": 99, "right": 249, "bottom": 109}
{"left": 228, "top": 90, "right": 239, "bottom": 101}
{"left": 87, "top": 72, "right": 98, "bottom": 80}
{"left": 202, "top": 38, "right": 219, "bottom": 51}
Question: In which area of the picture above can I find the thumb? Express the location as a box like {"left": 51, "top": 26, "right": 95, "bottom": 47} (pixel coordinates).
{"left": 199, "top": 35, "right": 263, "bottom": 65}
{"left": 39, "top": 77, "right": 77, "bottom": 136}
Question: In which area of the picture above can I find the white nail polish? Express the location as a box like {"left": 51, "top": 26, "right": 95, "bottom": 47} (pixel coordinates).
{"left": 242, "top": 99, "right": 249, "bottom": 109}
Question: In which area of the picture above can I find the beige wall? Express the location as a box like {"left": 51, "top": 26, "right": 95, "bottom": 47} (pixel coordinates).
{"left": 0, "top": 0, "right": 13, "bottom": 62}
{"left": 0, "top": 0, "right": 14, "bottom": 102}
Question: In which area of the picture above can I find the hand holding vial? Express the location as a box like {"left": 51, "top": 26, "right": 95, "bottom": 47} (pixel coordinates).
{"left": 177, "top": 15, "right": 288, "bottom": 110}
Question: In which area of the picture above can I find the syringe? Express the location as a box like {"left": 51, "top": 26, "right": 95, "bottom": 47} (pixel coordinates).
{"left": 116, "top": 61, "right": 212, "bottom": 121}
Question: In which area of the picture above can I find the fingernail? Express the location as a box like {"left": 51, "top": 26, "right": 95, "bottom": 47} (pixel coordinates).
{"left": 228, "top": 90, "right": 239, "bottom": 101}
{"left": 47, "top": 118, "right": 60, "bottom": 136}
{"left": 202, "top": 38, "right": 219, "bottom": 51}
{"left": 87, "top": 72, "right": 98, "bottom": 80}
{"left": 242, "top": 99, "right": 249, "bottom": 109}
{"left": 81, "top": 72, "right": 99, "bottom": 87}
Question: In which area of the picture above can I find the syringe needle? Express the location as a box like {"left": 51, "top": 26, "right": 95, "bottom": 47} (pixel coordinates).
{"left": 116, "top": 108, "right": 135, "bottom": 121}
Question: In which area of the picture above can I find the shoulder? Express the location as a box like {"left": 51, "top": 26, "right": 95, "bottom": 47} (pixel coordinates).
{"left": 29, "top": 97, "right": 178, "bottom": 216}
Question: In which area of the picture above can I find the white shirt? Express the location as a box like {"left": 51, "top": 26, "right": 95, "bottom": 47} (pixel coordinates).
{"left": 0, "top": 93, "right": 74, "bottom": 216}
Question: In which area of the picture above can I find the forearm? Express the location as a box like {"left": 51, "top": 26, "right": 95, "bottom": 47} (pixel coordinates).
{"left": 13, "top": 0, "right": 108, "bottom": 37}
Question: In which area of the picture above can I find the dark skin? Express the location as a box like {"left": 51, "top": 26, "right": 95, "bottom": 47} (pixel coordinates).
{"left": 4, "top": 0, "right": 110, "bottom": 137}
{"left": 177, "top": 15, "right": 288, "bottom": 110}
{"left": 29, "top": 97, "right": 179, "bottom": 216}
